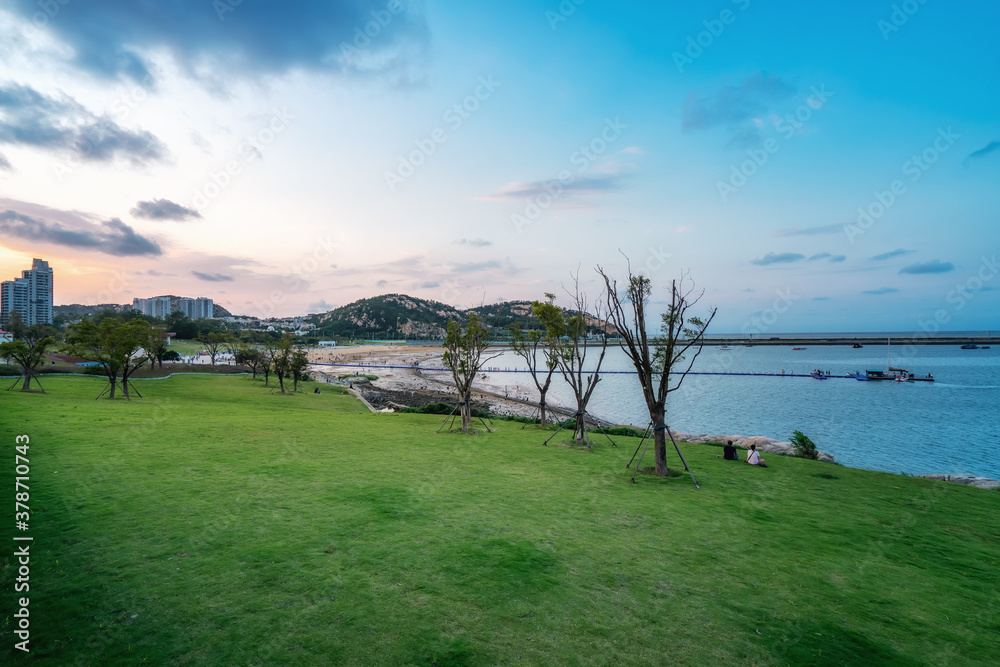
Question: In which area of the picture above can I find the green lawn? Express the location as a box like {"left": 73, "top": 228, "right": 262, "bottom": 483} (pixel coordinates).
{"left": 1, "top": 375, "right": 998, "bottom": 665}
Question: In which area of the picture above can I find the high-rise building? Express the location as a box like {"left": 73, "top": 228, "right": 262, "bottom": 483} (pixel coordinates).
{"left": 132, "top": 295, "right": 214, "bottom": 319}
{"left": 1, "top": 258, "right": 53, "bottom": 326}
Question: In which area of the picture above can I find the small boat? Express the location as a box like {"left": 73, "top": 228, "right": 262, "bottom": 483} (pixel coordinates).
{"left": 811, "top": 370, "right": 828, "bottom": 379}
{"left": 894, "top": 374, "right": 909, "bottom": 383}
{"left": 852, "top": 343, "right": 863, "bottom": 348}
{"left": 718, "top": 345, "right": 731, "bottom": 350}
{"left": 961, "top": 344, "right": 980, "bottom": 350}
{"left": 865, "top": 369, "right": 894, "bottom": 381}
{"left": 792, "top": 347, "right": 806, "bottom": 351}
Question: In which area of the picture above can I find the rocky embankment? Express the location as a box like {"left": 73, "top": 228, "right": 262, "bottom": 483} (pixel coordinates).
{"left": 916, "top": 474, "right": 1000, "bottom": 490}
{"left": 669, "top": 431, "right": 837, "bottom": 463}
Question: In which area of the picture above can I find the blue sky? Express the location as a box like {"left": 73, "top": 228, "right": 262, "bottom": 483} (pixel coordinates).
{"left": 0, "top": 0, "right": 997, "bottom": 332}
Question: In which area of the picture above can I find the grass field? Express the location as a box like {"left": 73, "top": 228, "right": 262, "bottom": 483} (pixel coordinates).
{"left": 2, "top": 375, "right": 999, "bottom": 665}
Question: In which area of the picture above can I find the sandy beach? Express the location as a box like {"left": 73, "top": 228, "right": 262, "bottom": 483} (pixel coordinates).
{"left": 306, "top": 344, "right": 589, "bottom": 423}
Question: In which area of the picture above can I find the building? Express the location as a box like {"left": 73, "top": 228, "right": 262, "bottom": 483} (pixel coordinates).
{"left": 132, "top": 295, "right": 214, "bottom": 320}
{"left": 132, "top": 296, "right": 172, "bottom": 319}
{"left": 1, "top": 258, "right": 54, "bottom": 326}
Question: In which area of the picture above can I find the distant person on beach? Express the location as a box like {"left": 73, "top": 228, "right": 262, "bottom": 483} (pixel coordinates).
{"left": 746, "top": 444, "right": 767, "bottom": 467}
{"left": 723, "top": 440, "right": 738, "bottom": 461}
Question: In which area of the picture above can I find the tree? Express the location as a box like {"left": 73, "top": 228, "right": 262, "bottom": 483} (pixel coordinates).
{"left": 5, "top": 310, "right": 26, "bottom": 339}
{"left": 268, "top": 334, "right": 295, "bottom": 393}
{"left": 442, "top": 314, "right": 499, "bottom": 432}
{"left": 198, "top": 330, "right": 231, "bottom": 365}
{"left": 290, "top": 349, "right": 310, "bottom": 392}
{"left": 1, "top": 325, "right": 56, "bottom": 392}
{"left": 599, "top": 266, "right": 716, "bottom": 477}
{"left": 790, "top": 430, "right": 819, "bottom": 460}
{"left": 234, "top": 342, "right": 264, "bottom": 379}
{"left": 146, "top": 328, "right": 169, "bottom": 369}
{"left": 67, "top": 318, "right": 151, "bottom": 399}
{"left": 508, "top": 294, "right": 562, "bottom": 426}
{"left": 538, "top": 279, "right": 610, "bottom": 447}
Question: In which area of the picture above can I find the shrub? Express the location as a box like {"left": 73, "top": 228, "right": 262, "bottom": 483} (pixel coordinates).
{"left": 790, "top": 430, "right": 819, "bottom": 460}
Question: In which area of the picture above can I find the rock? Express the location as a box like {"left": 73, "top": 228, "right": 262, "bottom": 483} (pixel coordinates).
{"left": 918, "top": 474, "right": 1000, "bottom": 490}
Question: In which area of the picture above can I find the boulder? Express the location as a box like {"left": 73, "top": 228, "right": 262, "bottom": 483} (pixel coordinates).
{"left": 918, "top": 473, "right": 1000, "bottom": 490}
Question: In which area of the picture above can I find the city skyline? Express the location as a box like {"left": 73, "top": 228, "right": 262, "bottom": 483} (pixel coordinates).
{"left": 0, "top": 1, "right": 997, "bottom": 332}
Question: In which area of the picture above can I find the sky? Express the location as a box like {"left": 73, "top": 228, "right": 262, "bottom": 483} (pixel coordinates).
{"left": 0, "top": 0, "right": 997, "bottom": 333}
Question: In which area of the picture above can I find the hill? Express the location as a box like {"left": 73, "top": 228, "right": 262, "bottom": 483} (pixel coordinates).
{"left": 307, "top": 293, "right": 597, "bottom": 338}
{"left": 2, "top": 374, "right": 998, "bottom": 664}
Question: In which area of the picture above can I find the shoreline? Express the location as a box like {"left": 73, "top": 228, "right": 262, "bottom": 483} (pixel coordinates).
{"left": 306, "top": 346, "right": 1000, "bottom": 488}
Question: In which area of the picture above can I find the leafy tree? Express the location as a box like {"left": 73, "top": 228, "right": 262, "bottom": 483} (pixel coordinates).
{"left": 1, "top": 325, "right": 56, "bottom": 391}
{"left": 269, "top": 334, "right": 295, "bottom": 393}
{"left": 599, "top": 266, "right": 716, "bottom": 477}
{"left": 234, "top": 343, "right": 264, "bottom": 379}
{"left": 290, "top": 349, "right": 310, "bottom": 392}
{"left": 537, "top": 279, "right": 609, "bottom": 447}
{"left": 197, "top": 330, "right": 232, "bottom": 365}
{"left": 5, "top": 310, "right": 26, "bottom": 339}
{"left": 67, "top": 318, "right": 151, "bottom": 399}
{"left": 163, "top": 350, "right": 181, "bottom": 362}
{"left": 442, "top": 314, "right": 499, "bottom": 432}
{"left": 508, "top": 294, "right": 561, "bottom": 426}
{"left": 146, "top": 327, "right": 169, "bottom": 369}
{"left": 167, "top": 311, "right": 198, "bottom": 339}
{"left": 790, "top": 430, "right": 819, "bottom": 460}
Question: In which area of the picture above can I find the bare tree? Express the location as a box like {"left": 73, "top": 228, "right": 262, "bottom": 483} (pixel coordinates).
{"left": 507, "top": 294, "right": 562, "bottom": 426}
{"left": 599, "top": 265, "right": 716, "bottom": 477}
{"left": 537, "top": 276, "right": 609, "bottom": 447}
{"left": 442, "top": 314, "right": 499, "bottom": 432}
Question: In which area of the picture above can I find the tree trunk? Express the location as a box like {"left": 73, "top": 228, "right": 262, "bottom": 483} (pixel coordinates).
{"left": 460, "top": 393, "right": 472, "bottom": 432}
{"left": 538, "top": 394, "right": 548, "bottom": 427}
{"left": 574, "top": 401, "right": 587, "bottom": 445}
{"left": 108, "top": 374, "right": 117, "bottom": 399}
{"left": 21, "top": 373, "right": 31, "bottom": 391}
{"left": 653, "top": 405, "right": 668, "bottom": 476}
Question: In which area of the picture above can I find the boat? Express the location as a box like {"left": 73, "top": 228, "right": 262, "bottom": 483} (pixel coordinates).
{"left": 792, "top": 347, "right": 806, "bottom": 351}
{"left": 961, "top": 344, "right": 980, "bottom": 349}
{"left": 865, "top": 369, "right": 894, "bottom": 380}
{"left": 811, "top": 370, "right": 828, "bottom": 379}
{"left": 718, "top": 345, "right": 731, "bottom": 350}
{"left": 852, "top": 343, "right": 863, "bottom": 348}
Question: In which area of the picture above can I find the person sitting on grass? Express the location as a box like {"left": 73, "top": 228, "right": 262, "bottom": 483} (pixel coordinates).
{"left": 746, "top": 444, "right": 767, "bottom": 467}
{"left": 723, "top": 439, "right": 739, "bottom": 461}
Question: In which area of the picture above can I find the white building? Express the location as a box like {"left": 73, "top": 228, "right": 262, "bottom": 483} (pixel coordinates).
{"left": 1, "top": 258, "right": 53, "bottom": 326}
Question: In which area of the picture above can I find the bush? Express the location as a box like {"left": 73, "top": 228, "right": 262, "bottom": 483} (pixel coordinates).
{"left": 790, "top": 430, "right": 819, "bottom": 460}
{"left": 400, "top": 402, "right": 491, "bottom": 419}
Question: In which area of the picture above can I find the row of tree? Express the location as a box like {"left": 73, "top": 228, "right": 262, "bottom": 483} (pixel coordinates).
{"left": 442, "top": 266, "right": 716, "bottom": 477}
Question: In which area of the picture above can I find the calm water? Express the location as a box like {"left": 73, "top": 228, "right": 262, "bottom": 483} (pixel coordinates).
{"left": 479, "top": 344, "right": 1000, "bottom": 480}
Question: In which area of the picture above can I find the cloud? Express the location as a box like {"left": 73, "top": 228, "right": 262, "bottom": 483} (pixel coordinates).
{"left": 682, "top": 72, "right": 795, "bottom": 132}
{"left": 4, "top": 0, "right": 430, "bottom": 85}
{"left": 131, "top": 199, "right": 202, "bottom": 221}
{"left": 0, "top": 83, "right": 166, "bottom": 166}
{"left": 376, "top": 279, "right": 388, "bottom": 288}
{"left": 808, "top": 253, "right": 846, "bottom": 263}
{"left": 871, "top": 248, "right": 915, "bottom": 261}
{"left": 482, "top": 173, "right": 624, "bottom": 202}
{"left": 0, "top": 152, "right": 10, "bottom": 170}
{"left": 899, "top": 260, "right": 954, "bottom": 275}
{"left": 620, "top": 146, "right": 646, "bottom": 155}
{"left": 0, "top": 209, "right": 162, "bottom": 256}
{"left": 308, "top": 299, "right": 336, "bottom": 313}
{"left": 192, "top": 271, "right": 234, "bottom": 282}
{"left": 774, "top": 222, "right": 843, "bottom": 237}
{"left": 965, "top": 140, "right": 1000, "bottom": 163}
{"left": 812, "top": 296, "right": 830, "bottom": 301}
{"left": 863, "top": 287, "right": 899, "bottom": 295}
{"left": 751, "top": 252, "right": 805, "bottom": 266}
{"left": 456, "top": 238, "right": 492, "bottom": 247}
{"left": 415, "top": 281, "right": 439, "bottom": 288}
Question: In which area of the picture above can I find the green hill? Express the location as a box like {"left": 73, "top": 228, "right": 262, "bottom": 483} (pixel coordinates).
{"left": 2, "top": 374, "right": 998, "bottom": 664}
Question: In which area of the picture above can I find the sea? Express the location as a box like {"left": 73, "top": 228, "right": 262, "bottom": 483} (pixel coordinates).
{"left": 476, "top": 340, "right": 1000, "bottom": 481}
